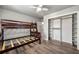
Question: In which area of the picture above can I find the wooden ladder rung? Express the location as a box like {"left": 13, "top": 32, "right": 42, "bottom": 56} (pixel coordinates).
{"left": 10, "top": 40, "right": 14, "bottom": 47}
{"left": 16, "top": 39, "right": 21, "bottom": 45}
{"left": 2, "top": 41, "right": 5, "bottom": 50}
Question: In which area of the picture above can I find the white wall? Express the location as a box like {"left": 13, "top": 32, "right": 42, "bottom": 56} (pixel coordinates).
{"left": 0, "top": 8, "right": 40, "bottom": 22}
{"left": 43, "top": 6, "right": 79, "bottom": 50}
{"left": 37, "top": 22, "right": 44, "bottom": 40}
{"left": 0, "top": 9, "right": 2, "bottom": 19}
{"left": 4, "top": 29, "right": 30, "bottom": 39}
{"left": 0, "top": 8, "right": 43, "bottom": 40}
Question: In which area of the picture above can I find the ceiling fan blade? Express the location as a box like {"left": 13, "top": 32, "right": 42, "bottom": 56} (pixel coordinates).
{"left": 30, "top": 6, "right": 37, "bottom": 8}
{"left": 38, "top": 5, "right": 43, "bottom": 7}
{"left": 29, "top": 5, "right": 37, "bottom": 8}
{"left": 42, "top": 8, "right": 48, "bottom": 11}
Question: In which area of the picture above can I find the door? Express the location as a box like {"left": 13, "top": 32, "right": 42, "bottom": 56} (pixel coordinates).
{"left": 62, "top": 17, "right": 72, "bottom": 44}
{"left": 49, "top": 19, "right": 61, "bottom": 41}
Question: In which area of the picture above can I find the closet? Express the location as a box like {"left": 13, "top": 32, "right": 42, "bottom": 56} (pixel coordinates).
{"left": 48, "top": 13, "right": 77, "bottom": 47}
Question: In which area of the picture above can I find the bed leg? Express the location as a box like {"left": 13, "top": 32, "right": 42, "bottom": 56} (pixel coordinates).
{"left": 39, "top": 39, "right": 41, "bottom": 44}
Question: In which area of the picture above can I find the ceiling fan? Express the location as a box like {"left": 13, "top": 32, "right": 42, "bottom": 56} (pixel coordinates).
{"left": 31, "top": 5, "right": 48, "bottom": 12}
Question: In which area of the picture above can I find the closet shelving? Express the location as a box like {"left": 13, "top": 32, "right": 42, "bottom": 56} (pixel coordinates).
{"left": 48, "top": 18, "right": 61, "bottom": 40}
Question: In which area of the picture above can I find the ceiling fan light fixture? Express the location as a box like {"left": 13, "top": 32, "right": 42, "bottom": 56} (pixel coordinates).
{"left": 36, "top": 7, "right": 42, "bottom": 12}
{"left": 31, "top": 5, "right": 48, "bottom": 12}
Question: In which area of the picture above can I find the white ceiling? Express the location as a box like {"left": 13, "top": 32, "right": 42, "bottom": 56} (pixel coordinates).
{"left": 0, "top": 5, "right": 74, "bottom": 19}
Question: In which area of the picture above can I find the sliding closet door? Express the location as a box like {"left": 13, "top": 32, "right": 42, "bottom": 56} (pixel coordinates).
{"left": 49, "top": 18, "right": 61, "bottom": 41}
{"left": 62, "top": 17, "right": 72, "bottom": 44}
{"left": 53, "top": 19, "right": 61, "bottom": 41}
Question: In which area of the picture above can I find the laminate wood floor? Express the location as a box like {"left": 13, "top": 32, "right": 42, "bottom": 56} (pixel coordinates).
{"left": 4, "top": 39, "right": 79, "bottom": 54}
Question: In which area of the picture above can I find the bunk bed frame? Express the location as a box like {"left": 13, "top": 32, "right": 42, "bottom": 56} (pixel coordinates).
{"left": 0, "top": 19, "right": 41, "bottom": 54}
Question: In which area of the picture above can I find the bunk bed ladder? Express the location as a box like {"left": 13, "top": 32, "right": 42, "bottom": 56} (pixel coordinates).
{"left": 30, "top": 23, "right": 41, "bottom": 44}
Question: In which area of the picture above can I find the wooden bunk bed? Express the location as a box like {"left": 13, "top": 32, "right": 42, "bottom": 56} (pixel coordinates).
{"left": 0, "top": 19, "right": 41, "bottom": 54}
